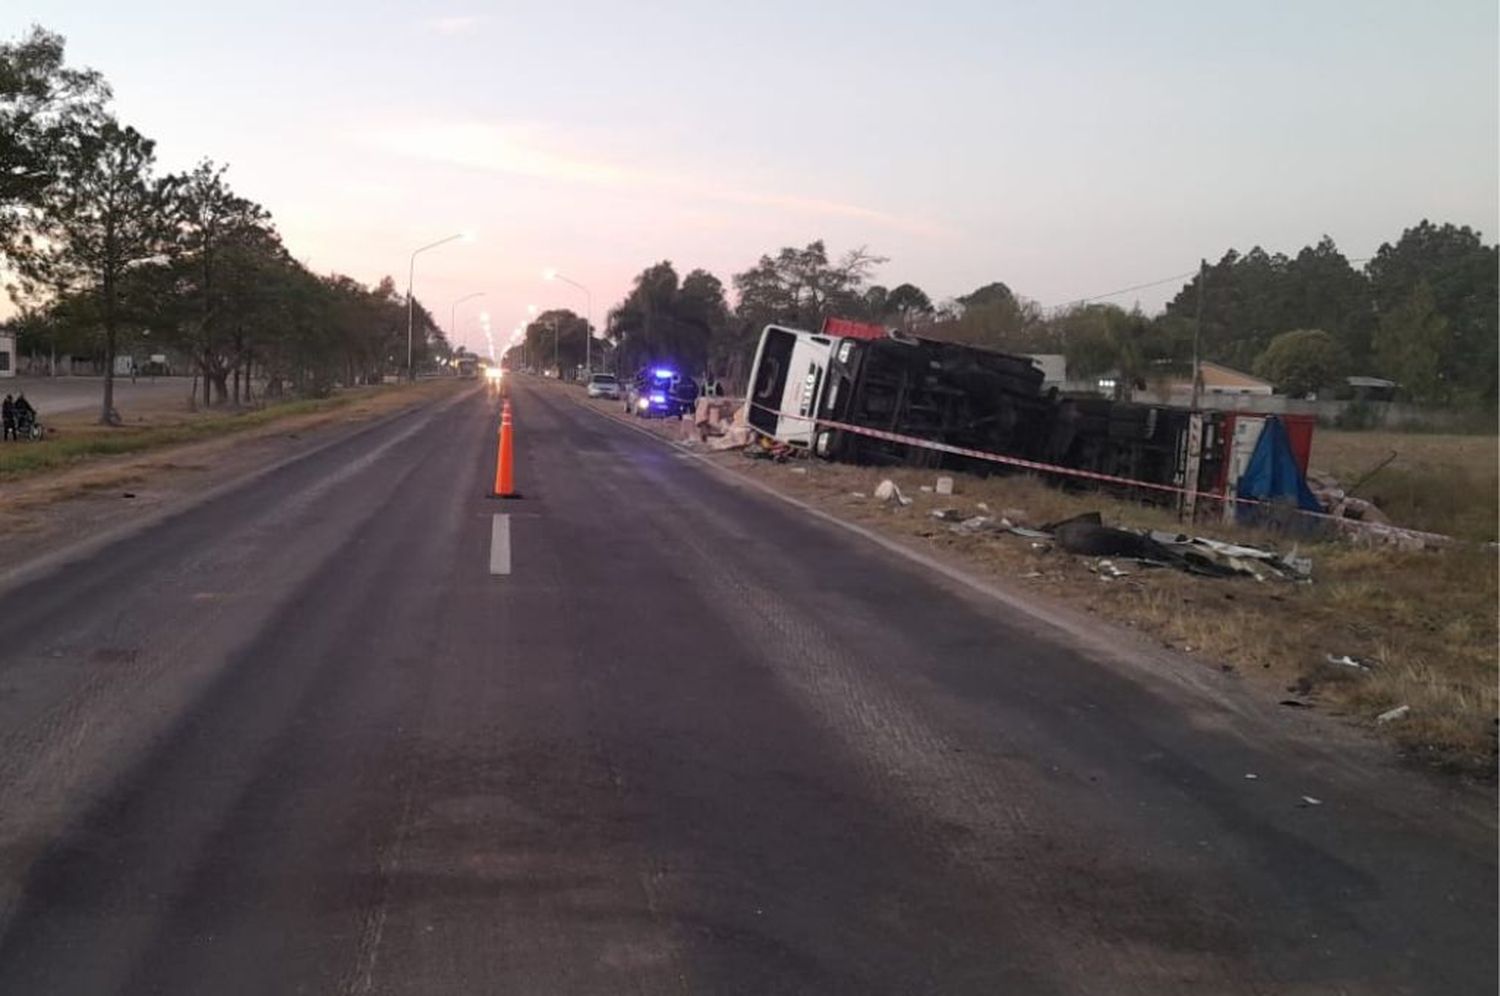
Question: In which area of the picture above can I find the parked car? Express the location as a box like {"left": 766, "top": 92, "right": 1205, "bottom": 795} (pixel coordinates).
{"left": 585, "top": 372, "right": 621, "bottom": 400}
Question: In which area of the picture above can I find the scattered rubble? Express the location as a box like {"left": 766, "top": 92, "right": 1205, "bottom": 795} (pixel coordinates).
{"left": 1020, "top": 512, "right": 1314, "bottom": 582}
{"left": 874, "top": 479, "right": 912, "bottom": 506}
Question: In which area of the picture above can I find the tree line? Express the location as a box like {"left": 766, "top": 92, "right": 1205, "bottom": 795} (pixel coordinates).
{"left": 585, "top": 224, "right": 1495, "bottom": 408}
{"left": 1, "top": 27, "right": 452, "bottom": 423}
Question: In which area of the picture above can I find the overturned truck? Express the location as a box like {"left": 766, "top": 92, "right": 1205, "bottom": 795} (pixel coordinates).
{"left": 746, "top": 323, "right": 1242, "bottom": 507}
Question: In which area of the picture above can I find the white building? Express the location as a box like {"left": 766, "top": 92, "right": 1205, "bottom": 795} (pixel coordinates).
{"left": 0, "top": 330, "right": 15, "bottom": 378}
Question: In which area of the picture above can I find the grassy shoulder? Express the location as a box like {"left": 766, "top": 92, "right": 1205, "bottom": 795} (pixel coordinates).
{"left": 579, "top": 388, "right": 1498, "bottom": 778}
{"left": 0, "top": 380, "right": 461, "bottom": 483}
{"left": 1310, "top": 429, "right": 1498, "bottom": 543}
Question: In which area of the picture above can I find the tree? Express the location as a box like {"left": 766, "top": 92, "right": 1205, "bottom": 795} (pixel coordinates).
{"left": 524, "top": 308, "right": 588, "bottom": 375}
{"left": 731, "top": 241, "right": 885, "bottom": 332}
{"left": 1283, "top": 237, "right": 1373, "bottom": 365}
{"left": 1162, "top": 247, "right": 1298, "bottom": 370}
{"left": 885, "top": 283, "right": 933, "bottom": 326}
{"left": 1373, "top": 282, "right": 1449, "bottom": 403}
{"left": 1367, "top": 221, "right": 1498, "bottom": 402}
{"left": 956, "top": 282, "right": 1014, "bottom": 310}
{"left": 609, "top": 262, "right": 728, "bottom": 378}
{"left": 928, "top": 280, "right": 1048, "bottom": 352}
{"left": 165, "top": 160, "right": 280, "bottom": 406}
{"left": 5, "top": 118, "right": 176, "bottom": 423}
{"left": 1253, "top": 328, "right": 1344, "bottom": 397}
{"left": 0, "top": 26, "right": 108, "bottom": 243}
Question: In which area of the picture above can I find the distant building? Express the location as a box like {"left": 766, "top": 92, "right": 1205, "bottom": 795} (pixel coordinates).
{"left": 1026, "top": 353, "right": 1067, "bottom": 387}
{"left": 1133, "top": 361, "right": 1274, "bottom": 405}
{"left": 1346, "top": 375, "right": 1397, "bottom": 401}
{"left": 0, "top": 329, "right": 15, "bottom": 378}
{"left": 1191, "top": 361, "right": 1275, "bottom": 397}
{"left": 1025, "top": 354, "right": 1103, "bottom": 394}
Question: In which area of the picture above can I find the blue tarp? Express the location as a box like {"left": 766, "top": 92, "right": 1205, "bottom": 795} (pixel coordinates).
{"left": 1235, "top": 416, "right": 1321, "bottom": 523}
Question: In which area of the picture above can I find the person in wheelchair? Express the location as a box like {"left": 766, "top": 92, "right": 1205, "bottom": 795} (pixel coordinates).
{"left": 12, "top": 394, "right": 39, "bottom": 440}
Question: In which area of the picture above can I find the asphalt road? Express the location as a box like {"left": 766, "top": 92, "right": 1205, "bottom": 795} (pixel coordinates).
{"left": 2, "top": 375, "right": 197, "bottom": 417}
{"left": 0, "top": 377, "right": 1493, "bottom": 994}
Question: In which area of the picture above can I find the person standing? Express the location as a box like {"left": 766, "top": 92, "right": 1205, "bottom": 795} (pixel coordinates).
{"left": 2, "top": 394, "right": 14, "bottom": 441}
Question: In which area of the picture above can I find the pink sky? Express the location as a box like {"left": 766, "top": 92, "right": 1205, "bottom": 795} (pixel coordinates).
{"left": 7, "top": 1, "right": 1497, "bottom": 355}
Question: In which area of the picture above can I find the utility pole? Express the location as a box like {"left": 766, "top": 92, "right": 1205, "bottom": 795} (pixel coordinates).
{"left": 1190, "top": 258, "right": 1206, "bottom": 411}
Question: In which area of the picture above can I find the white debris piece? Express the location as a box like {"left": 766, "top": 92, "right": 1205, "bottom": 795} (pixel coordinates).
{"left": 935, "top": 476, "right": 954, "bottom": 496}
{"left": 874, "top": 479, "right": 912, "bottom": 506}
{"left": 1376, "top": 704, "right": 1411, "bottom": 723}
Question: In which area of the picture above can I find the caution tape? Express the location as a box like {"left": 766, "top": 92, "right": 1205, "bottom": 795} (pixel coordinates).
{"left": 746, "top": 402, "right": 1454, "bottom": 545}
{"left": 750, "top": 402, "right": 1237, "bottom": 504}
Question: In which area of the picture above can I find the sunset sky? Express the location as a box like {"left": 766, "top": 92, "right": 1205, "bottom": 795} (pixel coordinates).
{"left": 9, "top": 0, "right": 1497, "bottom": 354}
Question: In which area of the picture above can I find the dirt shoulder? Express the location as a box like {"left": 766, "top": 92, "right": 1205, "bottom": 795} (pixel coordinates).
{"left": 567, "top": 382, "right": 1497, "bottom": 779}
{"left": 0, "top": 380, "right": 471, "bottom": 572}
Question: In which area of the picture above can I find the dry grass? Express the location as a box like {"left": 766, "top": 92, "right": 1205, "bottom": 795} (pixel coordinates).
{"left": 1310, "top": 429, "right": 1498, "bottom": 542}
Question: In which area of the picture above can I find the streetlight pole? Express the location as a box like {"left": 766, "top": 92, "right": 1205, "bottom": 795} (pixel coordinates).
{"left": 405, "top": 232, "right": 466, "bottom": 381}
{"left": 450, "top": 292, "right": 486, "bottom": 355}
{"left": 546, "top": 270, "right": 593, "bottom": 375}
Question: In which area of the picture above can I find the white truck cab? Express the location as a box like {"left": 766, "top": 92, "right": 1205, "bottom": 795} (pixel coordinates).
{"left": 745, "top": 325, "right": 833, "bottom": 447}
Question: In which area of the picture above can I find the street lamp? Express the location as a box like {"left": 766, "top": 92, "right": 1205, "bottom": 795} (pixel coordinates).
{"left": 405, "top": 231, "right": 471, "bottom": 381}
{"left": 450, "top": 292, "right": 486, "bottom": 351}
{"left": 545, "top": 268, "right": 593, "bottom": 375}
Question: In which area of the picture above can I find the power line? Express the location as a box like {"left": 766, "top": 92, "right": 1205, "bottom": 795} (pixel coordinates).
{"left": 1066, "top": 270, "right": 1200, "bottom": 307}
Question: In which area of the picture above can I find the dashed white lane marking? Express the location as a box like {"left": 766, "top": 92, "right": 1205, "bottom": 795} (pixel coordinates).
{"left": 489, "top": 514, "right": 511, "bottom": 575}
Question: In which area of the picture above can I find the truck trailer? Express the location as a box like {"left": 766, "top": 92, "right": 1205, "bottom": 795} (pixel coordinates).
{"left": 745, "top": 323, "right": 1233, "bottom": 507}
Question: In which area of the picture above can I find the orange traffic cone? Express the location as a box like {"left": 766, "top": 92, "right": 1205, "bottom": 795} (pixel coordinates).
{"left": 493, "top": 399, "right": 516, "bottom": 497}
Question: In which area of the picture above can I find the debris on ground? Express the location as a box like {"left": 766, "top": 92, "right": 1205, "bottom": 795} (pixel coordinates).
{"left": 986, "top": 511, "right": 1316, "bottom": 582}
{"left": 707, "top": 424, "right": 755, "bottom": 451}
{"left": 1326, "top": 653, "right": 1377, "bottom": 672}
{"left": 1377, "top": 704, "right": 1412, "bottom": 724}
{"left": 930, "top": 508, "right": 964, "bottom": 522}
{"left": 1307, "top": 469, "right": 1393, "bottom": 525}
{"left": 950, "top": 515, "right": 1006, "bottom": 535}
{"left": 746, "top": 436, "right": 795, "bottom": 462}
{"left": 935, "top": 476, "right": 955, "bottom": 496}
{"left": 1091, "top": 559, "right": 1131, "bottom": 579}
{"left": 1299, "top": 796, "right": 1323, "bottom": 807}
{"left": 874, "top": 479, "right": 912, "bottom": 506}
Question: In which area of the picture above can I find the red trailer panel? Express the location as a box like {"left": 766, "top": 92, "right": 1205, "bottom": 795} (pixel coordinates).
{"left": 820, "top": 317, "right": 889, "bottom": 340}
